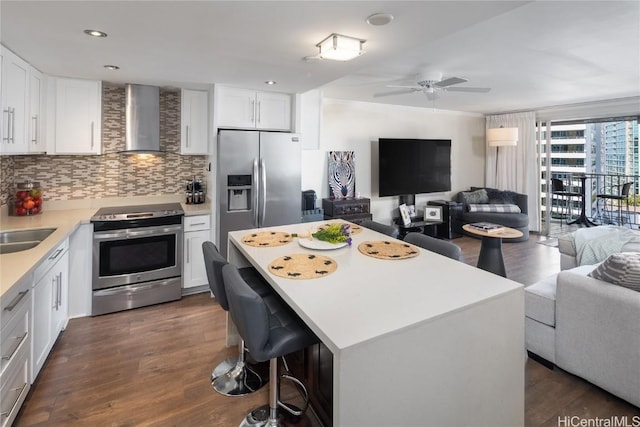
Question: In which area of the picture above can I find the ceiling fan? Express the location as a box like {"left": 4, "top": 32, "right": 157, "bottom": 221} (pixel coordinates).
{"left": 374, "top": 71, "right": 491, "bottom": 101}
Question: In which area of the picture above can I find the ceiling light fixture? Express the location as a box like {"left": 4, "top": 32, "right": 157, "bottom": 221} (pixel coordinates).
{"left": 84, "top": 29, "right": 107, "bottom": 38}
{"left": 315, "top": 33, "right": 365, "bottom": 61}
{"left": 366, "top": 13, "right": 394, "bottom": 26}
{"left": 265, "top": 80, "right": 276, "bottom": 85}
{"left": 104, "top": 65, "right": 120, "bottom": 70}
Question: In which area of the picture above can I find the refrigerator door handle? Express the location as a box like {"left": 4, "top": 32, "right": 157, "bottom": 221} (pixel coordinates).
{"left": 253, "top": 158, "right": 259, "bottom": 227}
{"left": 260, "top": 158, "right": 267, "bottom": 227}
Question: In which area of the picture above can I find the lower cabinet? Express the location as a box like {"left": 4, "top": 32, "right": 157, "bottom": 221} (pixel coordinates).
{"left": 289, "top": 342, "right": 334, "bottom": 426}
{"left": 31, "top": 240, "right": 69, "bottom": 381}
{"left": 0, "top": 274, "right": 31, "bottom": 427}
{"left": 183, "top": 215, "right": 211, "bottom": 290}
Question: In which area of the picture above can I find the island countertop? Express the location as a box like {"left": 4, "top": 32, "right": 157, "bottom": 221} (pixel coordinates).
{"left": 227, "top": 220, "right": 525, "bottom": 426}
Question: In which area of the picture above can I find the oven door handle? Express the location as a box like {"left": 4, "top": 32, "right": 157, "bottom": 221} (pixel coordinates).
{"left": 93, "top": 279, "right": 177, "bottom": 296}
{"left": 93, "top": 225, "right": 182, "bottom": 240}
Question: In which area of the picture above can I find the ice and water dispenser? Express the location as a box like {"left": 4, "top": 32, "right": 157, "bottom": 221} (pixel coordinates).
{"left": 227, "top": 175, "right": 252, "bottom": 211}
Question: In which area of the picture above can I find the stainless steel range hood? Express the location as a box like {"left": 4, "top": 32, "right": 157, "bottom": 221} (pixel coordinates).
{"left": 123, "top": 84, "right": 161, "bottom": 153}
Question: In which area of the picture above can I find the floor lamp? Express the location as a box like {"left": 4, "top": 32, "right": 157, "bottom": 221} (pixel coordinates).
{"left": 487, "top": 126, "right": 518, "bottom": 186}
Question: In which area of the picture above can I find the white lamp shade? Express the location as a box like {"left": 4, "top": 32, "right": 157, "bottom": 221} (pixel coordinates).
{"left": 317, "top": 34, "right": 364, "bottom": 61}
{"left": 487, "top": 127, "right": 518, "bottom": 146}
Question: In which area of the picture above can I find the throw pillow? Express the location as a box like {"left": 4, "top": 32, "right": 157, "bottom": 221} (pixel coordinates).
{"left": 462, "top": 189, "right": 489, "bottom": 205}
{"left": 468, "top": 204, "right": 521, "bottom": 213}
{"left": 588, "top": 252, "right": 640, "bottom": 292}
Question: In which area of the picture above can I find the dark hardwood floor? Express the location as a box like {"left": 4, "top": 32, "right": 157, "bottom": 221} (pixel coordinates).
{"left": 15, "top": 232, "right": 639, "bottom": 426}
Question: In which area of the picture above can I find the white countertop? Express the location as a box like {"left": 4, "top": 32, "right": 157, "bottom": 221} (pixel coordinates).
{"left": 0, "top": 197, "right": 211, "bottom": 297}
{"left": 228, "top": 220, "right": 524, "bottom": 354}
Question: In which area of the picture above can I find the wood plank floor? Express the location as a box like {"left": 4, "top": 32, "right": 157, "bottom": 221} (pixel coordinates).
{"left": 15, "top": 232, "right": 639, "bottom": 426}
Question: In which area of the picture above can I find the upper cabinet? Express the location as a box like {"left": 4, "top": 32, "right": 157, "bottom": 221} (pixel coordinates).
{"left": 48, "top": 77, "right": 102, "bottom": 155}
{"left": 0, "top": 46, "right": 45, "bottom": 154}
{"left": 181, "top": 89, "right": 209, "bottom": 155}
{"left": 217, "top": 86, "right": 291, "bottom": 131}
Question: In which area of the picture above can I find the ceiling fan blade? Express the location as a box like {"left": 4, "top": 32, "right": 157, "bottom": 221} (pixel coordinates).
{"left": 373, "top": 88, "right": 421, "bottom": 98}
{"left": 434, "top": 77, "right": 467, "bottom": 88}
{"left": 386, "top": 84, "right": 422, "bottom": 89}
{"left": 443, "top": 86, "right": 491, "bottom": 93}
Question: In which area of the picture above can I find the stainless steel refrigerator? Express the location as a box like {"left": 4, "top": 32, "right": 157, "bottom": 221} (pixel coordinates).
{"left": 217, "top": 130, "right": 301, "bottom": 257}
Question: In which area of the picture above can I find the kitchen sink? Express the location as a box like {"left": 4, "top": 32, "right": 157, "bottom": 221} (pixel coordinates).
{"left": 0, "top": 228, "right": 57, "bottom": 254}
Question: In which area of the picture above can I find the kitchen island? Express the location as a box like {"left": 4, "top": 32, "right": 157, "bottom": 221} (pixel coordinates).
{"left": 227, "top": 221, "right": 525, "bottom": 426}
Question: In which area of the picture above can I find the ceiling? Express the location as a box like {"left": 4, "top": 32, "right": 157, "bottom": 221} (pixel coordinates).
{"left": 1, "top": 1, "right": 639, "bottom": 114}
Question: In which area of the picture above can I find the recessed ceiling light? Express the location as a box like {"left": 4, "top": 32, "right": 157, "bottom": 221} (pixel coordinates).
{"left": 84, "top": 29, "right": 107, "bottom": 37}
{"left": 366, "top": 13, "right": 394, "bottom": 26}
{"left": 104, "top": 65, "right": 120, "bottom": 70}
{"left": 265, "top": 80, "right": 276, "bottom": 85}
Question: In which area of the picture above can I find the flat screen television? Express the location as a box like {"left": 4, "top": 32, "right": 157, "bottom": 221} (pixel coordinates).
{"left": 378, "top": 138, "right": 451, "bottom": 197}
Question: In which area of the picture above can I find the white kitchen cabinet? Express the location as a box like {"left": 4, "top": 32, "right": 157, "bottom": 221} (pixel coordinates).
{"left": 217, "top": 86, "right": 291, "bottom": 131}
{"left": 1, "top": 46, "right": 30, "bottom": 154}
{"left": 183, "top": 215, "right": 210, "bottom": 290}
{"left": 180, "top": 89, "right": 209, "bottom": 155}
{"left": 0, "top": 274, "right": 32, "bottom": 427}
{"left": 49, "top": 77, "right": 102, "bottom": 154}
{"left": 32, "top": 239, "right": 69, "bottom": 380}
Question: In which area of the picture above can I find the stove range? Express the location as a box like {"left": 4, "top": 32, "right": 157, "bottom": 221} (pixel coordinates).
{"left": 91, "top": 202, "right": 184, "bottom": 316}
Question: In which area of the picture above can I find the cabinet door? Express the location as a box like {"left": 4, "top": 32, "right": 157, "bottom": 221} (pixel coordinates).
{"left": 181, "top": 89, "right": 209, "bottom": 155}
{"left": 183, "top": 229, "right": 210, "bottom": 289}
{"left": 51, "top": 250, "right": 69, "bottom": 336}
{"left": 32, "top": 267, "right": 54, "bottom": 379}
{"left": 256, "top": 92, "right": 291, "bottom": 131}
{"left": 0, "top": 47, "right": 29, "bottom": 154}
{"left": 217, "top": 86, "right": 255, "bottom": 128}
{"left": 28, "top": 67, "right": 44, "bottom": 153}
{"left": 54, "top": 78, "right": 101, "bottom": 154}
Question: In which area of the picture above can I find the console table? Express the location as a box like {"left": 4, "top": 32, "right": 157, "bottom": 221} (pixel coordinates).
{"left": 393, "top": 216, "right": 443, "bottom": 239}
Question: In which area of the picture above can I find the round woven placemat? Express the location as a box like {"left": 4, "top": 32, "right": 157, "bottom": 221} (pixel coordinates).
{"left": 268, "top": 253, "right": 338, "bottom": 279}
{"left": 242, "top": 231, "right": 293, "bottom": 247}
{"left": 357, "top": 240, "right": 419, "bottom": 260}
{"left": 316, "top": 222, "right": 363, "bottom": 235}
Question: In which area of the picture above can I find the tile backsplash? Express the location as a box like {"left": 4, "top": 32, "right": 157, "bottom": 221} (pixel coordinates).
{"left": 0, "top": 82, "right": 208, "bottom": 205}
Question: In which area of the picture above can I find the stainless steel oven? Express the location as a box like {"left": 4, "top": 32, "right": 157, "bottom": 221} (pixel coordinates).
{"left": 91, "top": 203, "right": 184, "bottom": 316}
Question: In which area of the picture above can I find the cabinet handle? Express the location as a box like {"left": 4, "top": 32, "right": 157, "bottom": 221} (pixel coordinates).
{"left": 1, "top": 333, "right": 28, "bottom": 361}
{"left": 31, "top": 115, "right": 38, "bottom": 144}
{"left": 186, "top": 125, "right": 190, "bottom": 147}
{"left": 189, "top": 222, "right": 206, "bottom": 227}
{"left": 90, "top": 121, "right": 94, "bottom": 149}
{"left": 49, "top": 248, "right": 64, "bottom": 261}
{"left": 257, "top": 101, "right": 261, "bottom": 124}
{"left": 3, "top": 290, "right": 29, "bottom": 312}
{"left": 11, "top": 107, "right": 15, "bottom": 143}
{"left": 2, "top": 108, "right": 10, "bottom": 142}
{"left": 251, "top": 99, "right": 255, "bottom": 124}
{"left": 186, "top": 238, "right": 190, "bottom": 263}
{"left": 58, "top": 272, "right": 62, "bottom": 309}
{"left": 0, "top": 383, "right": 28, "bottom": 417}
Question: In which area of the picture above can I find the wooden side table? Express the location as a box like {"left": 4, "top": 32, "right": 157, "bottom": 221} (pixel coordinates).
{"left": 462, "top": 224, "right": 523, "bottom": 277}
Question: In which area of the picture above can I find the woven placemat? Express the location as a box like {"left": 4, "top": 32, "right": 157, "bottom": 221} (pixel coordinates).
{"left": 316, "top": 222, "right": 363, "bottom": 235}
{"left": 242, "top": 231, "right": 293, "bottom": 247}
{"left": 357, "top": 240, "right": 419, "bottom": 260}
{"left": 268, "top": 253, "right": 338, "bottom": 279}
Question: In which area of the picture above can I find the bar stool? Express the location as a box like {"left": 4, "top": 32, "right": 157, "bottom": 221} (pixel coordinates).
{"left": 202, "top": 241, "right": 269, "bottom": 396}
{"left": 596, "top": 181, "right": 633, "bottom": 226}
{"left": 222, "top": 263, "right": 319, "bottom": 427}
{"left": 551, "top": 178, "right": 581, "bottom": 227}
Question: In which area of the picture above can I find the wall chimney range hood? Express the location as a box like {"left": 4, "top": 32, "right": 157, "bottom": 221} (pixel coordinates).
{"left": 123, "top": 84, "right": 162, "bottom": 153}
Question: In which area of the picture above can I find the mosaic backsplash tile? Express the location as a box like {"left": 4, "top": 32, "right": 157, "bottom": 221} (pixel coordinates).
{"left": 0, "top": 82, "right": 208, "bottom": 205}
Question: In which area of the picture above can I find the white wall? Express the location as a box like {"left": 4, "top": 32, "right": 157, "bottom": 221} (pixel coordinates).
{"left": 302, "top": 99, "right": 486, "bottom": 225}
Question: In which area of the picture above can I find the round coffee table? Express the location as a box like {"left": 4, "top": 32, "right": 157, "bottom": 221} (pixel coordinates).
{"left": 462, "top": 224, "right": 523, "bottom": 277}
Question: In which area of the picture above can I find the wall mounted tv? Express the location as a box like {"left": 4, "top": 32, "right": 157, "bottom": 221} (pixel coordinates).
{"left": 378, "top": 138, "right": 451, "bottom": 197}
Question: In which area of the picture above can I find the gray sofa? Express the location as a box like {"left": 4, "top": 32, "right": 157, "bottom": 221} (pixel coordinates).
{"left": 454, "top": 187, "right": 529, "bottom": 241}
{"left": 525, "top": 230, "right": 640, "bottom": 407}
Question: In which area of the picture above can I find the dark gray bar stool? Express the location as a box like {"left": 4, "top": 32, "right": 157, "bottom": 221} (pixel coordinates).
{"left": 222, "top": 263, "right": 319, "bottom": 427}
{"left": 404, "top": 232, "right": 462, "bottom": 260}
{"left": 360, "top": 219, "right": 399, "bottom": 238}
{"left": 202, "top": 241, "right": 270, "bottom": 396}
